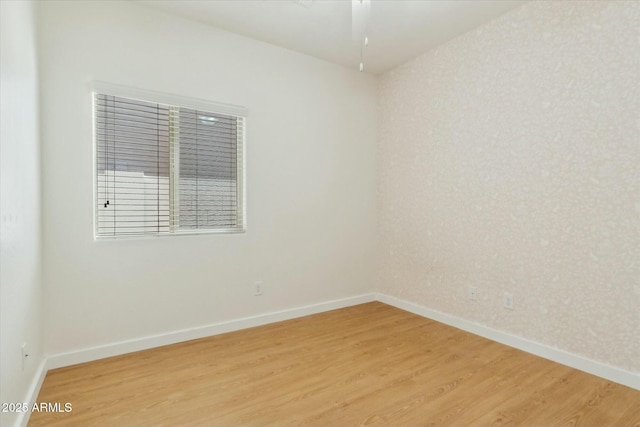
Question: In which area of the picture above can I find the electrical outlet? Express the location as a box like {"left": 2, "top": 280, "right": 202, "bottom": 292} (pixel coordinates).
{"left": 254, "top": 281, "right": 263, "bottom": 296}
{"left": 468, "top": 286, "right": 478, "bottom": 301}
{"left": 503, "top": 292, "right": 514, "bottom": 310}
{"left": 21, "top": 343, "right": 29, "bottom": 371}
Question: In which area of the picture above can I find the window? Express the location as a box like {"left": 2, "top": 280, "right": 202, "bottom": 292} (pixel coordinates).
{"left": 94, "top": 88, "right": 245, "bottom": 238}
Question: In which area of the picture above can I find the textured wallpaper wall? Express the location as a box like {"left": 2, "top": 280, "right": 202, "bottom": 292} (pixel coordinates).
{"left": 377, "top": 1, "right": 639, "bottom": 373}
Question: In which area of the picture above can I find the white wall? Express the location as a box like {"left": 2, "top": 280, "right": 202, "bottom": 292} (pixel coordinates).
{"left": 38, "top": 1, "right": 377, "bottom": 356}
{"left": 378, "top": 1, "right": 639, "bottom": 373}
{"left": 0, "top": 1, "right": 44, "bottom": 426}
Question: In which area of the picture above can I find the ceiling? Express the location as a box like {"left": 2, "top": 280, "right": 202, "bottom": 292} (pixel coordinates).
{"left": 135, "top": 0, "right": 527, "bottom": 75}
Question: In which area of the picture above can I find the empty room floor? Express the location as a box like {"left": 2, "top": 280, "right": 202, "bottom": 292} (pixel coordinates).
{"left": 29, "top": 302, "right": 640, "bottom": 426}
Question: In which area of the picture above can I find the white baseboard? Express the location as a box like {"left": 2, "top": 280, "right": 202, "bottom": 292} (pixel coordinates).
{"left": 46, "top": 293, "right": 376, "bottom": 370}
{"left": 15, "top": 358, "right": 48, "bottom": 427}
{"left": 375, "top": 293, "right": 640, "bottom": 391}
{"left": 32, "top": 290, "right": 638, "bottom": 422}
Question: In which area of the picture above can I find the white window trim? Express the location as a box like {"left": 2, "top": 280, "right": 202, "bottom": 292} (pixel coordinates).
{"left": 90, "top": 82, "right": 247, "bottom": 240}
{"left": 89, "top": 81, "right": 248, "bottom": 117}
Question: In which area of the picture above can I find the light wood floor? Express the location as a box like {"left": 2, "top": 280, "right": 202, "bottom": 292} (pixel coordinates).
{"left": 30, "top": 302, "right": 640, "bottom": 426}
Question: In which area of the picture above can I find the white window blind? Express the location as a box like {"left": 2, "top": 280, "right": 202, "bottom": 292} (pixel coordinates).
{"left": 95, "top": 93, "right": 245, "bottom": 237}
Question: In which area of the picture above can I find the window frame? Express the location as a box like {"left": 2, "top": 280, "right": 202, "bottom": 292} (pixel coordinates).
{"left": 91, "top": 82, "right": 247, "bottom": 239}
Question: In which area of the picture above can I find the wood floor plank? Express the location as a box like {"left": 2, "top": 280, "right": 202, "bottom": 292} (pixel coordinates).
{"left": 29, "top": 302, "right": 640, "bottom": 426}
